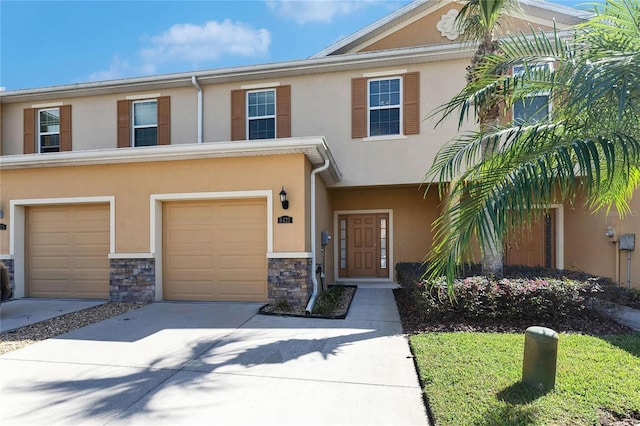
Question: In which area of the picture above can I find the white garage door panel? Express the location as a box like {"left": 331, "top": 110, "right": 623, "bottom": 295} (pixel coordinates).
{"left": 163, "top": 199, "right": 267, "bottom": 302}
{"left": 26, "top": 204, "right": 110, "bottom": 299}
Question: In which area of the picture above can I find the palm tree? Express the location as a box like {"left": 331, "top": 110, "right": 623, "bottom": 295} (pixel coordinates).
{"left": 426, "top": 0, "right": 640, "bottom": 286}
{"left": 451, "top": 0, "right": 521, "bottom": 278}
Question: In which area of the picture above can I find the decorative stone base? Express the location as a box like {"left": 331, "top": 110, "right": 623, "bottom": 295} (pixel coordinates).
{"left": 268, "top": 258, "right": 313, "bottom": 307}
{"left": 110, "top": 258, "right": 155, "bottom": 303}
{"left": 1, "top": 258, "right": 14, "bottom": 298}
{"left": 0, "top": 259, "right": 15, "bottom": 289}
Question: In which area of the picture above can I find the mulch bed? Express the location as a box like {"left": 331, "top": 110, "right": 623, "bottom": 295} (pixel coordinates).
{"left": 259, "top": 285, "right": 357, "bottom": 319}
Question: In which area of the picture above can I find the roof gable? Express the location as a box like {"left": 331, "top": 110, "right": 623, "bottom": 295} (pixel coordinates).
{"left": 313, "top": 0, "right": 591, "bottom": 57}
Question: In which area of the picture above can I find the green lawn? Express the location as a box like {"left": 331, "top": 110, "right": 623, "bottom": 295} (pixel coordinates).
{"left": 410, "top": 332, "right": 640, "bottom": 425}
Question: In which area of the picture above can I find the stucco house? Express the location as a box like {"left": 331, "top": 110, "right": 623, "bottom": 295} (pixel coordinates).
{"left": 1, "top": 0, "right": 638, "bottom": 310}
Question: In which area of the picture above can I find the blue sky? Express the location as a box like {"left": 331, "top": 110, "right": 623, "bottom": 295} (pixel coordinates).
{"left": 1, "top": 0, "right": 591, "bottom": 91}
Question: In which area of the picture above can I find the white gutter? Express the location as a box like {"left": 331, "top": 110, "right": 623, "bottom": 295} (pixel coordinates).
{"left": 305, "top": 157, "right": 331, "bottom": 315}
{"left": 191, "top": 76, "right": 203, "bottom": 144}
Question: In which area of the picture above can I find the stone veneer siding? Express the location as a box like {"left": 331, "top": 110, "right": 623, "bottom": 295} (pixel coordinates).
{"left": 268, "top": 257, "right": 313, "bottom": 307}
{"left": 1, "top": 258, "right": 15, "bottom": 298}
{"left": 110, "top": 258, "right": 155, "bottom": 303}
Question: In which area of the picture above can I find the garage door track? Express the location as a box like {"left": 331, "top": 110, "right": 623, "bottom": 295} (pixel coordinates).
{"left": 0, "top": 288, "right": 429, "bottom": 425}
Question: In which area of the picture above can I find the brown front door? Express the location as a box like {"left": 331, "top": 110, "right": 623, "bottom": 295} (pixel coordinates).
{"left": 505, "top": 211, "right": 555, "bottom": 268}
{"left": 339, "top": 213, "right": 389, "bottom": 278}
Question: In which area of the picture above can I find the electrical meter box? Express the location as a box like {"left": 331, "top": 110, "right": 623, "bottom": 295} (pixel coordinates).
{"left": 620, "top": 234, "right": 636, "bottom": 251}
{"left": 321, "top": 231, "right": 332, "bottom": 246}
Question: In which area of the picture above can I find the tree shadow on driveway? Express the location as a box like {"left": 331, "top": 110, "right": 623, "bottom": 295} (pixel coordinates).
{"left": 5, "top": 318, "right": 392, "bottom": 423}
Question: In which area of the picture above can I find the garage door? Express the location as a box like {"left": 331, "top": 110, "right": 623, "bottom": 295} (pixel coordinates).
{"left": 26, "top": 204, "right": 110, "bottom": 299}
{"left": 163, "top": 199, "right": 267, "bottom": 302}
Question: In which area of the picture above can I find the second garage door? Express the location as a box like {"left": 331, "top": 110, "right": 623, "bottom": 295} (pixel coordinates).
{"left": 163, "top": 199, "right": 267, "bottom": 302}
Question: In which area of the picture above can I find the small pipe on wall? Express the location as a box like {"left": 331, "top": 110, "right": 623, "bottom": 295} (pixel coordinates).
{"left": 191, "top": 76, "right": 203, "bottom": 143}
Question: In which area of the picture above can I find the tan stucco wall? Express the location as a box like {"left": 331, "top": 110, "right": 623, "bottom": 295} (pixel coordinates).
{"left": 2, "top": 60, "right": 470, "bottom": 188}
{"left": 363, "top": 4, "right": 464, "bottom": 52}
{"left": 330, "top": 185, "right": 441, "bottom": 271}
{"left": 564, "top": 194, "right": 640, "bottom": 289}
{"left": 314, "top": 167, "right": 335, "bottom": 286}
{"left": 360, "top": 4, "right": 556, "bottom": 53}
{"left": 1, "top": 86, "right": 197, "bottom": 155}
{"left": 0, "top": 154, "right": 309, "bottom": 255}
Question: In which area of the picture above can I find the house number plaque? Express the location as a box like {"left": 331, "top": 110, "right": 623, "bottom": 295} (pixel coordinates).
{"left": 277, "top": 215, "right": 293, "bottom": 224}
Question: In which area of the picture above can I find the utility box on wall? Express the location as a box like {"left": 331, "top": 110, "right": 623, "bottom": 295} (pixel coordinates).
{"left": 620, "top": 234, "right": 636, "bottom": 251}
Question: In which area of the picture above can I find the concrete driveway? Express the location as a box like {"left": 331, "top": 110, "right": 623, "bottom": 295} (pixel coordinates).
{"left": 0, "top": 288, "right": 429, "bottom": 425}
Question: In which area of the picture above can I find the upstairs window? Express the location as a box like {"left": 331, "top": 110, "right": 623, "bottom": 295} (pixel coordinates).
{"left": 38, "top": 108, "right": 60, "bottom": 153}
{"left": 513, "top": 95, "right": 550, "bottom": 122}
{"left": 117, "top": 96, "right": 170, "bottom": 148}
{"left": 351, "top": 72, "right": 419, "bottom": 139}
{"left": 512, "top": 63, "right": 552, "bottom": 122}
{"left": 23, "top": 105, "right": 72, "bottom": 154}
{"left": 132, "top": 100, "right": 158, "bottom": 147}
{"left": 230, "top": 85, "right": 291, "bottom": 141}
{"left": 368, "top": 78, "right": 401, "bottom": 137}
{"left": 247, "top": 89, "right": 276, "bottom": 140}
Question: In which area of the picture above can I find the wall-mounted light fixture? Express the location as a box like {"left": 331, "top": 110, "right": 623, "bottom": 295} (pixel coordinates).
{"left": 279, "top": 187, "right": 289, "bottom": 210}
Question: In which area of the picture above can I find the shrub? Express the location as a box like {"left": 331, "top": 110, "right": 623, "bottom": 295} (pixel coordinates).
{"left": 395, "top": 262, "right": 640, "bottom": 320}
{"left": 406, "top": 274, "right": 601, "bottom": 322}
{"left": 312, "top": 285, "right": 346, "bottom": 315}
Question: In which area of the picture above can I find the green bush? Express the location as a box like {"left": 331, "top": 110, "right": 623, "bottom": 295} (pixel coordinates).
{"left": 400, "top": 268, "right": 604, "bottom": 322}
{"left": 312, "top": 286, "right": 346, "bottom": 315}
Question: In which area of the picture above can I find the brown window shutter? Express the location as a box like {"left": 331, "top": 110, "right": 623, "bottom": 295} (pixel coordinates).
{"left": 117, "top": 100, "right": 130, "bottom": 148}
{"left": 157, "top": 96, "right": 171, "bottom": 145}
{"left": 23, "top": 108, "right": 36, "bottom": 154}
{"left": 276, "top": 85, "right": 291, "bottom": 138}
{"left": 403, "top": 72, "right": 420, "bottom": 135}
{"left": 231, "top": 89, "right": 246, "bottom": 141}
{"left": 59, "top": 105, "right": 72, "bottom": 152}
{"left": 351, "top": 78, "right": 367, "bottom": 139}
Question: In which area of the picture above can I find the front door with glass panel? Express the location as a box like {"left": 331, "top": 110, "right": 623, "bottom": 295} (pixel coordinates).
{"left": 338, "top": 213, "right": 389, "bottom": 278}
{"left": 505, "top": 211, "right": 555, "bottom": 268}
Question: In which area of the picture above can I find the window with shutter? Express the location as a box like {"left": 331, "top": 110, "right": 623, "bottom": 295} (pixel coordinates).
{"left": 117, "top": 96, "right": 170, "bottom": 147}
{"left": 23, "top": 105, "right": 72, "bottom": 154}
{"left": 231, "top": 85, "right": 291, "bottom": 141}
{"left": 351, "top": 72, "right": 420, "bottom": 139}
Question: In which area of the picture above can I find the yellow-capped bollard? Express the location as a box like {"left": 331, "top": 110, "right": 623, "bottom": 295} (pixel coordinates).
{"left": 522, "top": 326, "right": 558, "bottom": 392}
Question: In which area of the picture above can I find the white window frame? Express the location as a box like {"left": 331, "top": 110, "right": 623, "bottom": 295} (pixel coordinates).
{"left": 367, "top": 76, "right": 403, "bottom": 138}
{"left": 512, "top": 62, "right": 554, "bottom": 122}
{"left": 132, "top": 99, "right": 158, "bottom": 147}
{"left": 246, "top": 88, "right": 277, "bottom": 140}
{"left": 37, "top": 107, "right": 60, "bottom": 153}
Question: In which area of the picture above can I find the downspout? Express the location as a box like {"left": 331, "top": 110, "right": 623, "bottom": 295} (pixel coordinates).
{"left": 305, "top": 158, "right": 331, "bottom": 315}
{"left": 191, "top": 76, "right": 203, "bottom": 143}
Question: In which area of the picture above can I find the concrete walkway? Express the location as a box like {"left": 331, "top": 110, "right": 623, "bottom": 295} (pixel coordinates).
{"left": 592, "top": 299, "right": 640, "bottom": 332}
{"left": 0, "top": 288, "right": 430, "bottom": 425}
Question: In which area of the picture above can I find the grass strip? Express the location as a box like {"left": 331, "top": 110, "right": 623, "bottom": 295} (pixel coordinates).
{"left": 410, "top": 332, "right": 640, "bottom": 425}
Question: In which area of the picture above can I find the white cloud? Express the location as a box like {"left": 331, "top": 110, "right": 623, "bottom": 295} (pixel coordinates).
{"left": 88, "top": 20, "right": 270, "bottom": 82}
{"left": 140, "top": 19, "right": 271, "bottom": 65}
{"left": 87, "top": 55, "right": 143, "bottom": 82}
{"left": 266, "top": 0, "right": 380, "bottom": 24}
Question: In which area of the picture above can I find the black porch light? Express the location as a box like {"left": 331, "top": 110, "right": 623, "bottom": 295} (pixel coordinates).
{"left": 279, "top": 187, "right": 289, "bottom": 210}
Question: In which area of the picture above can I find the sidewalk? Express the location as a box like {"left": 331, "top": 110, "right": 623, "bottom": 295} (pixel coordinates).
{"left": 0, "top": 288, "right": 430, "bottom": 425}
{"left": 0, "top": 299, "right": 106, "bottom": 332}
